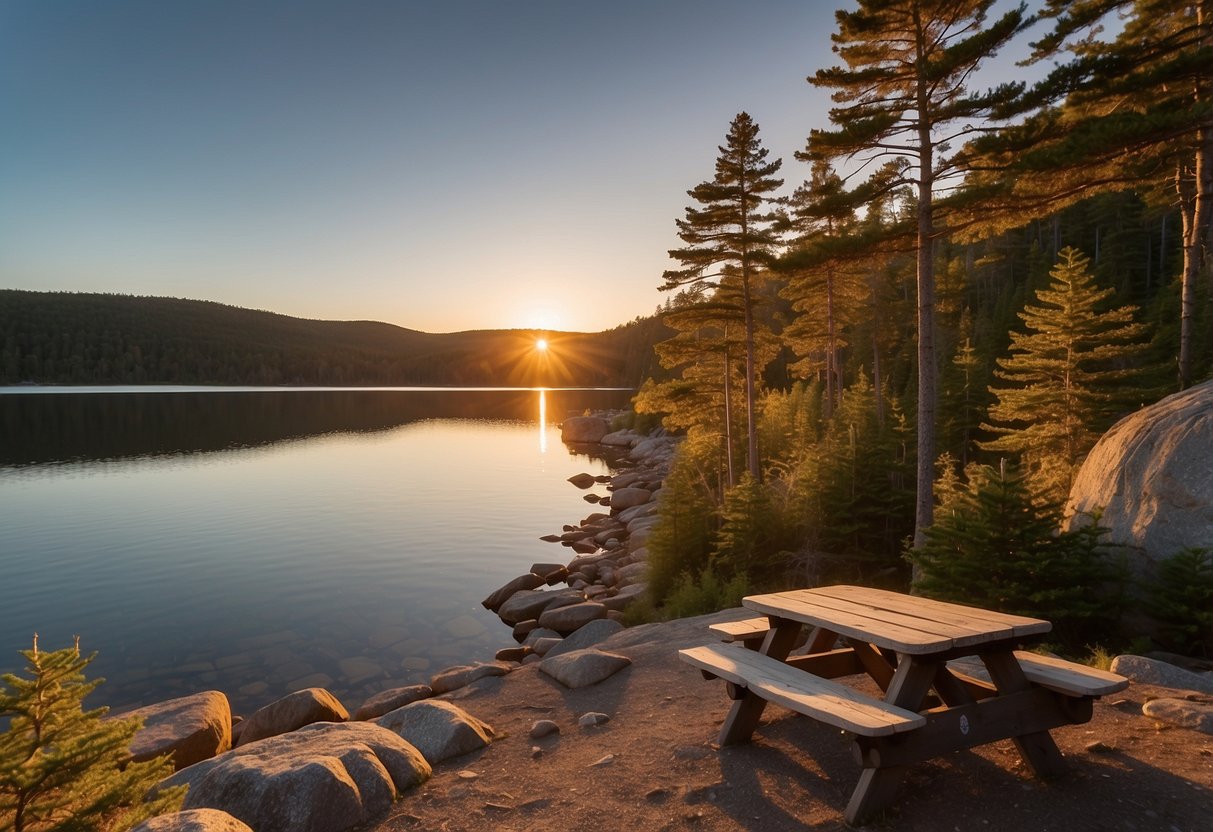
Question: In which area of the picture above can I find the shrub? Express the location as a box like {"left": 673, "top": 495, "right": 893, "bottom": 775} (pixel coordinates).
{"left": 1147, "top": 548, "right": 1213, "bottom": 657}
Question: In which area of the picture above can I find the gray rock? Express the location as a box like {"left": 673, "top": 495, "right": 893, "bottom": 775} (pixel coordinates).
{"left": 429, "top": 662, "right": 511, "bottom": 696}
{"left": 529, "top": 719, "right": 560, "bottom": 739}
{"left": 561, "top": 416, "right": 609, "bottom": 444}
{"left": 125, "top": 691, "right": 231, "bottom": 771}
{"left": 599, "top": 429, "right": 638, "bottom": 447}
{"left": 616, "top": 561, "right": 648, "bottom": 585}
{"left": 568, "top": 472, "right": 598, "bottom": 489}
{"left": 131, "top": 809, "right": 253, "bottom": 832}
{"left": 481, "top": 573, "right": 546, "bottom": 612}
{"left": 539, "top": 649, "right": 632, "bottom": 689}
{"left": 529, "top": 563, "right": 568, "bottom": 584}
{"left": 512, "top": 619, "right": 540, "bottom": 642}
{"left": 544, "top": 619, "right": 625, "bottom": 659}
{"left": 522, "top": 627, "right": 562, "bottom": 648}
{"left": 1142, "top": 698, "right": 1213, "bottom": 734}
{"left": 578, "top": 712, "right": 611, "bottom": 728}
{"left": 235, "top": 688, "right": 348, "bottom": 747}
{"left": 531, "top": 637, "right": 563, "bottom": 656}
{"left": 1110, "top": 654, "right": 1213, "bottom": 695}
{"left": 1067, "top": 380, "right": 1213, "bottom": 562}
{"left": 537, "top": 601, "right": 609, "bottom": 635}
{"left": 608, "top": 487, "right": 652, "bottom": 511}
{"left": 354, "top": 685, "right": 432, "bottom": 721}
{"left": 375, "top": 699, "right": 494, "bottom": 765}
{"left": 600, "top": 583, "right": 646, "bottom": 611}
{"left": 497, "top": 588, "right": 584, "bottom": 625}
{"left": 494, "top": 646, "right": 531, "bottom": 663}
{"left": 162, "top": 722, "right": 430, "bottom": 832}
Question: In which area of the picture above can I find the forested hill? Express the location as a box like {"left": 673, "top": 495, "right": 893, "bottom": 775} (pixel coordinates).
{"left": 0, "top": 291, "right": 667, "bottom": 387}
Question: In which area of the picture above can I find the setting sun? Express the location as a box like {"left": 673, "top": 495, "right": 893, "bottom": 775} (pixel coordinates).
{"left": 535, "top": 338, "right": 548, "bottom": 352}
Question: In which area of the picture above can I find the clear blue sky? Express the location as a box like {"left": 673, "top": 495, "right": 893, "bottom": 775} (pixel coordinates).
{"left": 0, "top": 1, "right": 1036, "bottom": 333}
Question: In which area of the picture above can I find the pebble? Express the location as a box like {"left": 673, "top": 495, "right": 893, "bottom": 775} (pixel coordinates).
{"left": 457, "top": 770, "right": 479, "bottom": 780}
{"left": 578, "top": 712, "right": 611, "bottom": 728}
{"left": 1085, "top": 740, "right": 1113, "bottom": 754}
{"left": 530, "top": 719, "right": 560, "bottom": 739}
{"left": 589, "top": 754, "right": 615, "bottom": 767}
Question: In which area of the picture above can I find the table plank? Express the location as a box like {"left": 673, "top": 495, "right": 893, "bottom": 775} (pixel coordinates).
{"left": 818, "top": 585, "right": 1051, "bottom": 637}
{"left": 775, "top": 590, "right": 1011, "bottom": 644}
{"left": 745, "top": 592, "right": 955, "bottom": 653}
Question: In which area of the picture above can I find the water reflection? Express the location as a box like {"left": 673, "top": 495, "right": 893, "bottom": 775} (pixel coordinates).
{"left": 0, "top": 387, "right": 629, "bottom": 467}
{"left": 538, "top": 389, "right": 547, "bottom": 453}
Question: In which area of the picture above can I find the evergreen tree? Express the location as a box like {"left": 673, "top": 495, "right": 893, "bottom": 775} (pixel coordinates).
{"left": 982, "top": 246, "right": 1154, "bottom": 503}
{"left": 910, "top": 462, "right": 1120, "bottom": 647}
{"left": 662, "top": 112, "right": 784, "bottom": 480}
{"left": 0, "top": 638, "right": 185, "bottom": 832}
{"left": 805, "top": 0, "right": 1029, "bottom": 550}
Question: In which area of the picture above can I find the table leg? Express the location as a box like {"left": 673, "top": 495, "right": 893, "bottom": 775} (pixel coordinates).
{"left": 844, "top": 656, "right": 937, "bottom": 826}
{"left": 717, "top": 617, "right": 801, "bottom": 746}
{"left": 980, "top": 651, "right": 1068, "bottom": 778}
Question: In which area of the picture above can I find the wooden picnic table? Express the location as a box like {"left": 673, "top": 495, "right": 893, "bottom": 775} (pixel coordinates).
{"left": 679, "top": 585, "right": 1129, "bottom": 825}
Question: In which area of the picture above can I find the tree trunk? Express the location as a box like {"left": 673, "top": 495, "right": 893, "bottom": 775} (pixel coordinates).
{"left": 723, "top": 333, "right": 736, "bottom": 488}
{"left": 913, "top": 30, "right": 938, "bottom": 558}
{"left": 742, "top": 274, "right": 760, "bottom": 481}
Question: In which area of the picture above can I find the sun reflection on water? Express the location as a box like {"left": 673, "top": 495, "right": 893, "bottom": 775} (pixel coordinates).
{"left": 537, "top": 388, "right": 547, "bottom": 453}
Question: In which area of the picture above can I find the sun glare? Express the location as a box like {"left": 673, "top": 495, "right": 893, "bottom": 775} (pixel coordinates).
{"left": 535, "top": 338, "right": 549, "bottom": 352}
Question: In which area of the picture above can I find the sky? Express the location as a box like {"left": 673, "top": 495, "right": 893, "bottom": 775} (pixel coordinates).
{"left": 0, "top": 1, "right": 1039, "bottom": 334}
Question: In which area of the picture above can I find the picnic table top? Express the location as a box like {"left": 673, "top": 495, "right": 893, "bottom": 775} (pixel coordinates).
{"left": 743, "top": 584, "right": 1052, "bottom": 655}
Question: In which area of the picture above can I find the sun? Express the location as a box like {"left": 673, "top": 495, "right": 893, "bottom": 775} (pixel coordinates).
{"left": 535, "top": 338, "right": 549, "bottom": 352}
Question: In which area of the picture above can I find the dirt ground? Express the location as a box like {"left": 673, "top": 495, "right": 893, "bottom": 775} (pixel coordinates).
{"left": 364, "top": 611, "right": 1213, "bottom": 832}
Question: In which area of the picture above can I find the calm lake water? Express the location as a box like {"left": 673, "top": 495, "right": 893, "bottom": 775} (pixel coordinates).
{"left": 0, "top": 387, "right": 631, "bottom": 715}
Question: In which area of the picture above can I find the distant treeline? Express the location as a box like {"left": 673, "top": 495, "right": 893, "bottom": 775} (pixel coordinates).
{"left": 0, "top": 291, "right": 668, "bottom": 388}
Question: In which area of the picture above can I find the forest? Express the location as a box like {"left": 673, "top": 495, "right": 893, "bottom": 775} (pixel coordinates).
{"left": 631, "top": 0, "right": 1213, "bottom": 657}
{"left": 0, "top": 290, "right": 666, "bottom": 389}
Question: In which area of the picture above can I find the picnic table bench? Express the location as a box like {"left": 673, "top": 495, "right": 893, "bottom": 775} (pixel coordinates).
{"left": 680, "top": 585, "right": 1129, "bottom": 825}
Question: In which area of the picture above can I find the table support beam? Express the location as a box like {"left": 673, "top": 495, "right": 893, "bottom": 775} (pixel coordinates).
{"left": 980, "top": 651, "right": 1069, "bottom": 778}
{"left": 717, "top": 617, "right": 801, "bottom": 746}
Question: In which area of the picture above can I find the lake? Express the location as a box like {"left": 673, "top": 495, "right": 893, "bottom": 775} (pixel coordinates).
{"left": 0, "top": 387, "right": 632, "bottom": 715}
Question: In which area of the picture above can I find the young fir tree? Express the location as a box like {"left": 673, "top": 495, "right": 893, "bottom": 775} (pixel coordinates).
{"left": 982, "top": 246, "right": 1153, "bottom": 503}
{"left": 0, "top": 637, "right": 185, "bottom": 832}
{"left": 662, "top": 112, "right": 784, "bottom": 481}
{"left": 805, "top": 0, "right": 1030, "bottom": 551}
{"left": 910, "top": 461, "right": 1119, "bottom": 647}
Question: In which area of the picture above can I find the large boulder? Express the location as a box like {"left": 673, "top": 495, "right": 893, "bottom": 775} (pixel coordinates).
{"left": 497, "top": 588, "right": 584, "bottom": 625}
{"left": 537, "top": 601, "right": 608, "bottom": 635}
{"left": 544, "top": 619, "right": 625, "bottom": 659}
{"left": 1066, "top": 381, "right": 1213, "bottom": 563}
{"left": 131, "top": 809, "right": 253, "bottom": 832}
{"left": 234, "top": 688, "right": 348, "bottom": 747}
{"left": 125, "top": 691, "right": 231, "bottom": 771}
{"left": 608, "top": 487, "right": 652, "bottom": 512}
{"left": 429, "top": 661, "right": 511, "bottom": 695}
{"left": 354, "top": 684, "right": 433, "bottom": 721}
{"left": 161, "top": 722, "right": 430, "bottom": 832}
{"left": 539, "top": 648, "right": 632, "bottom": 689}
{"left": 375, "top": 699, "right": 494, "bottom": 765}
{"left": 561, "top": 416, "right": 609, "bottom": 444}
{"left": 481, "top": 572, "right": 546, "bottom": 612}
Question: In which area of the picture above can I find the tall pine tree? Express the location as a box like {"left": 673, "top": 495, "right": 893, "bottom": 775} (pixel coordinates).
{"left": 805, "top": 0, "right": 1029, "bottom": 549}
{"left": 982, "top": 247, "right": 1154, "bottom": 503}
{"left": 662, "top": 112, "right": 784, "bottom": 480}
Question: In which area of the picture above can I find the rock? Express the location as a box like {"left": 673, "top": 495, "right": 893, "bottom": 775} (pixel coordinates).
{"left": 570, "top": 539, "right": 599, "bottom": 554}
{"left": 1142, "top": 698, "right": 1213, "bottom": 734}
{"left": 235, "top": 688, "right": 348, "bottom": 747}
{"left": 537, "top": 601, "right": 609, "bottom": 635}
{"left": 375, "top": 699, "right": 495, "bottom": 765}
{"left": 531, "top": 637, "right": 563, "bottom": 656}
{"left": 161, "top": 722, "right": 430, "bottom": 832}
{"left": 429, "top": 662, "right": 511, "bottom": 696}
{"left": 1085, "top": 740, "right": 1114, "bottom": 753}
{"left": 600, "top": 583, "right": 646, "bottom": 611}
{"left": 583, "top": 494, "right": 602, "bottom": 503}
{"left": 529, "top": 563, "right": 568, "bottom": 584}
{"left": 589, "top": 754, "right": 615, "bottom": 767}
{"left": 568, "top": 473, "right": 597, "bottom": 489}
{"left": 495, "top": 646, "right": 531, "bottom": 663}
{"left": 1144, "top": 651, "right": 1213, "bottom": 673}
{"left": 124, "top": 691, "right": 231, "bottom": 771}
{"left": 530, "top": 719, "right": 560, "bottom": 739}
{"left": 338, "top": 656, "right": 383, "bottom": 685}
{"left": 600, "top": 430, "right": 638, "bottom": 447}
{"left": 561, "top": 416, "right": 609, "bottom": 444}
{"left": 131, "top": 809, "right": 254, "bottom": 832}
{"left": 522, "top": 627, "right": 562, "bottom": 648}
{"left": 482, "top": 573, "right": 546, "bottom": 612}
{"left": 1110, "top": 655, "right": 1213, "bottom": 695}
{"left": 616, "top": 561, "right": 648, "bottom": 585}
{"left": 497, "top": 588, "right": 584, "bottom": 625}
{"left": 1066, "top": 380, "right": 1213, "bottom": 562}
{"left": 539, "top": 534, "right": 562, "bottom": 543}
{"left": 608, "top": 487, "right": 652, "bottom": 511}
{"left": 578, "top": 712, "right": 611, "bottom": 728}
{"left": 540, "top": 649, "right": 632, "bottom": 689}
{"left": 512, "top": 619, "right": 540, "bottom": 642}
{"left": 354, "top": 685, "right": 433, "bottom": 721}
{"left": 544, "top": 619, "right": 625, "bottom": 659}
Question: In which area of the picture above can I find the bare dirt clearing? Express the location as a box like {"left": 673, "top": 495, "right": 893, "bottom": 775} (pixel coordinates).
{"left": 368, "top": 611, "right": 1213, "bottom": 832}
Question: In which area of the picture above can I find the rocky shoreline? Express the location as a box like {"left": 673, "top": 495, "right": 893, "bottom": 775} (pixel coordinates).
{"left": 123, "top": 413, "right": 680, "bottom": 832}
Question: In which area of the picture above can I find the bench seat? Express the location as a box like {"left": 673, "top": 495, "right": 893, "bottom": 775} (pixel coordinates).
{"left": 708, "top": 617, "right": 772, "bottom": 644}
{"left": 1013, "top": 651, "right": 1129, "bottom": 696}
{"left": 679, "top": 643, "right": 926, "bottom": 737}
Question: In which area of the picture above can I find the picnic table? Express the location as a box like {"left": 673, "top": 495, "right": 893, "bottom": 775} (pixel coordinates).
{"left": 679, "top": 585, "right": 1129, "bottom": 825}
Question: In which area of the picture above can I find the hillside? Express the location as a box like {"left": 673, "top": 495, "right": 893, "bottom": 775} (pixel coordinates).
{"left": 0, "top": 291, "right": 666, "bottom": 388}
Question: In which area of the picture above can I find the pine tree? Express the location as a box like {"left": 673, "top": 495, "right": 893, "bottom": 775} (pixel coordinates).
{"left": 662, "top": 112, "right": 784, "bottom": 481}
{"left": 805, "top": 0, "right": 1029, "bottom": 550}
{"left": 0, "top": 637, "right": 185, "bottom": 832}
{"left": 982, "top": 247, "right": 1154, "bottom": 503}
